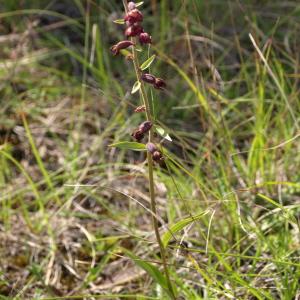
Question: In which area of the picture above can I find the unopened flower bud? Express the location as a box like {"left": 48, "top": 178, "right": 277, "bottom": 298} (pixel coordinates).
{"left": 110, "top": 40, "right": 134, "bottom": 56}
{"left": 139, "top": 121, "right": 152, "bottom": 133}
{"left": 154, "top": 78, "right": 167, "bottom": 90}
{"left": 131, "top": 129, "right": 144, "bottom": 142}
{"left": 128, "top": 2, "right": 136, "bottom": 11}
{"left": 152, "top": 150, "right": 164, "bottom": 163}
{"left": 134, "top": 105, "right": 146, "bottom": 113}
{"left": 146, "top": 143, "right": 157, "bottom": 154}
{"left": 125, "top": 9, "right": 143, "bottom": 24}
{"left": 139, "top": 32, "right": 152, "bottom": 45}
{"left": 141, "top": 73, "right": 156, "bottom": 85}
{"left": 125, "top": 24, "right": 143, "bottom": 37}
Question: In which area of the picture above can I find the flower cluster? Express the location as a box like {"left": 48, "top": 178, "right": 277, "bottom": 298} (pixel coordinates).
{"left": 110, "top": 2, "right": 151, "bottom": 55}
{"left": 124, "top": 2, "right": 152, "bottom": 45}
{"left": 110, "top": 2, "right": 167, "bottom": 166}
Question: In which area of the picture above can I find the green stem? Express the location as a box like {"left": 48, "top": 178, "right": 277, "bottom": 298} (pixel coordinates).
{"left": 122, "top": 1, "right": 176, "bottom": 299}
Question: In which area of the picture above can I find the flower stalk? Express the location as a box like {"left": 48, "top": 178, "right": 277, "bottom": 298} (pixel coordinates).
{"left": 131, "top": 43, "right": 177, "bottom": 300}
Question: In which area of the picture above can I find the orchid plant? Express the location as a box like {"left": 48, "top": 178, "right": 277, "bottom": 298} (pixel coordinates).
{"left": 110, "top": 1, "right": 176, "bottom": 298}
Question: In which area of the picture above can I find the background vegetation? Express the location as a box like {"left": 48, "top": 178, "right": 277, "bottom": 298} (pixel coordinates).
{"left": 0, "top": 0, "right": 299, "bottom": 299}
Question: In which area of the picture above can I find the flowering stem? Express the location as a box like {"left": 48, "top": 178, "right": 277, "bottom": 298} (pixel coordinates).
{"left": 122, "top": 1, "right": 176, "bottom": 298}
{"left": 134, "top": 49, "right": 176, "bottom": 300}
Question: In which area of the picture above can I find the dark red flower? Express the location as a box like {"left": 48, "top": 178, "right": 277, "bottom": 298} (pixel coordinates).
{"left": 125, "top": 24, "right": 144, "bottom": 37}
{"left": 141, "top": 73, "right": 156, "bottom": 85}
{"left": 139, "top": 121, "right": 152, "bottom": 133}
{"left": 131, "top": 129, "right": 144, "bottom": 142}
{"left": 146, "top": 142, "right": 157, "bottom": 154}
{"left": 125, "top": 9, "right": 143, "bottom": 24}
{"left": 154, "top": 78, "right": 166, "bottom": 90}
{"left": 128, "top": 2, "right": 136, "bottom": 11}
{"left": 110, "top": 40, "right": 134, "bottom": 56}
{"left": 152, "top": 150, "right": 164, "bottom": 163}
{"left": 139, "top": 32, "right": 152, "bottom": 45}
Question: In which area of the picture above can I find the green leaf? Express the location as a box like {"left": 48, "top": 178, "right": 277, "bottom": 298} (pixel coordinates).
{"left": 140, "top": 55, "right": 156, "bottom": 71}
{"left": 162, "top": 210, "right": 210, "bottom": 248}
{"left": 124, "top": 249, "right": 176, "bottom": 298}
{"left": 113, "top": 19, "right": 125, "bottom": 24}
{"left": 109, "top": 141, "right": 146, "bottom": 151}
{"left": 136, "top": 1, "right": 144, "bottom": 7}
{"left": 131, "top": 81, "right": 141, "bottom": 94}
{"left": 155, "top": 126, "right": 172, "bottom": 142}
